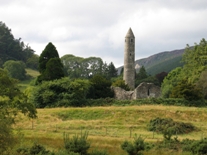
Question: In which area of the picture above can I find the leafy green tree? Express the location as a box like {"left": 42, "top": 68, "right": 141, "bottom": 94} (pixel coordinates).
{"left": 61, "top": 55, "right": 105, "bottom": 79}
{"left": 0, "top": 22, "right": 36, "bottom": 67}
{"left": 162, "top": 39, "right": 207, "bottom": 99}
{"left": 0, "top": 69, "right": 37, "bottom": 152}
{"left": 196, "top": 69, "right": 207, "bottom": 99}
{"left": 37, "top": 42, "right": 64, "bottom": 82}
{"left": 112, "top": 79, "right": 130, "bottom": 91}
{"left": 170, "top": 79, "right": 203, "bottom": 101}
{"left": 182, "top": 38, "right": 207, "bottom": 83}
{"left": 3, "top": 60, "right": 26, "bottom": 80}
{"left": 161, "top": 67, "right": 183, "bottom": 98}
{"left": 61, "top": 54, "right": 84, "bottom": 78}
{"left": 87, "top": 75, "right": 114, "bottom": 99}
{"left": 26, "top": 54, "right": 39, "bottom": 70}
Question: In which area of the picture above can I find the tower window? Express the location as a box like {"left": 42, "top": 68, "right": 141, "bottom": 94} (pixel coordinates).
{"left": 131, "top": 39, "right": 133, "bottom": 43}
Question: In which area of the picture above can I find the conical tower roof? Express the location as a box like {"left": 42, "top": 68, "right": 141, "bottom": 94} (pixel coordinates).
{"left": 125, "top": 28, "right": 135, "bottom": 38}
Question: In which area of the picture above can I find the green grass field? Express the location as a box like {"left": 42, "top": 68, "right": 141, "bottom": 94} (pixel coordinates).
{"left": 13, "top": 105, "right": 207, "bottom": 155}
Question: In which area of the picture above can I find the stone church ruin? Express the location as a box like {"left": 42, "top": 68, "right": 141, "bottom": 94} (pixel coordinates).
{"left": 113, "top": 28, "right": 161, "bottom": 100}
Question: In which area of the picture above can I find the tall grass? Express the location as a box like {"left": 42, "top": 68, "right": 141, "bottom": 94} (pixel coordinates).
{"left": 13, "top": 105, "right": 207, "bottom": 155}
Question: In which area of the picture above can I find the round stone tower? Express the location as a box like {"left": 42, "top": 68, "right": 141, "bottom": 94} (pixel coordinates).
{"left": 123, "top": 28, "right": 135, "bottom": 89}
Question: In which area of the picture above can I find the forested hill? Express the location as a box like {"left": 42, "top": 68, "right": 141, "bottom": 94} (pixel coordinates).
{"left": 118, "top": 48, "right": 185, "bottom": 75}
{"left": 0, "top": 22, "right": 38, "bottom": 69}
{"left": 136, "top": 48, "right": 185, "bottom": 75}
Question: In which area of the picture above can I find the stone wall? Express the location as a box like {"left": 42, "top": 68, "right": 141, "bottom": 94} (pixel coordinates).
{"left": 112, "top": 82, "right": 161, "bottom": 100}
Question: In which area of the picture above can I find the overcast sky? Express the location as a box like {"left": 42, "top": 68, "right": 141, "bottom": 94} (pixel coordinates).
{"left": 1, "top": 0, "right": 207, "bottom": 67}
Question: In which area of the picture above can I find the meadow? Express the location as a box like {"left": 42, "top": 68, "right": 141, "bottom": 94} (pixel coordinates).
{"left": 14, "top": 69, "right": 207, "bottom": 154}
{"left": 13, "top": 104, "right": 207, "bottom": 155}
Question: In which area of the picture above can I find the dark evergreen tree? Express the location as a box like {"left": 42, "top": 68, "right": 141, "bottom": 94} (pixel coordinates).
{"left": 136, "top": 66, "right": 148, "bottom": 80}
{"left": 37, "top": 42, "right": 64, "bottom": 82}
{"left": 38, "top": 42, "right": 60, "bottom": 73}
{"left": 42, "top": 58, "right": 64, "bottom": 81}
{"left": 107, "top": 62, "right": 118, "bottom": 79}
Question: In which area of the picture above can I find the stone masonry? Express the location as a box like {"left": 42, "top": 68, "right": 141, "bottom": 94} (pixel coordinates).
{"left": 112, "top": 82, "right": 161, "bottom": 100}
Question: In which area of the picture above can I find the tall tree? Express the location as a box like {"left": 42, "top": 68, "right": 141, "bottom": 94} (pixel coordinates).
{"left": 42, "top": 58, "right": 65, "bottom": 81}
{"left": 26, "top": 54, "right": 39, "bottom": 70}
{"left": 3, "top": 60, "right": 26, "bottom": 80}
{"left": 0, "top": 22, "right": 36, "bottom": 67}
{"left": 155, "top": 72, "right": 168, "bottom": 86}
{"left": 136, "top": 66, "right": 148, "bottom": 80}
{"left": 161, "top": 67, "right": 183, "bottom": 98}
{"left": 107, "top": 62, "right": 118, "bottom": 79}
{"left": 0, "top": 69, "right": 36, "bottom": 152}
{"left": 182, "top": 38, "right": 207, "bottom": 83}
{"left": 37, "top": 42, "right": 64, "bottom": 82}
{"left": 38, "top": 42, "right": 60, "bottom": 73}
{"left": 162, "top": 38, "right": 207, "bottom": 99}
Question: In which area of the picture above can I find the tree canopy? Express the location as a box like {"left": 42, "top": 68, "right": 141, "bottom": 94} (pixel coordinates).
{"left": 0, "top": 69, "right": 37, "bottom": 152}
{"left": 3, "top": 60, "right": 26, "bottom": 80}
{"left": 0, "top": 21, "right": 37, "bottom": 69}
{"left": 61, "top": 55, "right": 117, "bottom": 79}
{"left": 162, "top": 38, "right": 207, "bottom": 99}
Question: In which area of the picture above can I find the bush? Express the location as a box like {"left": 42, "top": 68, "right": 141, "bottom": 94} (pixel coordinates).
{"left": 31, "top": 78, "right": 90, "bottom": 108}
{"left": 148, "top": 117, "right": 196, "bottom": 135}
{"left": 121, "top": 134, "right": 146, "bottom": 155}
{"left": 180, "top": 138, "right": 207, "bottom": 155}
{"left": 63, "top": 131, "right": 90, "bottom": 155}
{"left": 29, "top": 143, "right": 51, "bottom": 155}
{"left": 112, "top": 79, "right": 130, "bottom": 91}
{"left": 87, "top": 75, "right": 114, "bottom": 99}
{"left": 190, "top": 138, "right": 207, "bottom": 155}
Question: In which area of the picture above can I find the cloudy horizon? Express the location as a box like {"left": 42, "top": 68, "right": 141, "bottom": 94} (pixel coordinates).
{"left": 1, "top": 0, "right": 207, "bottom": 67}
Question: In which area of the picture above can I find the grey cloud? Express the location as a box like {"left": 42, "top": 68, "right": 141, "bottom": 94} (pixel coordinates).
{"left": 0, "top": 0, "right": 207, "bottom": 67}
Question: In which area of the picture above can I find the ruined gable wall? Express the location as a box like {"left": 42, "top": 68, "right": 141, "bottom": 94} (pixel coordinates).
{"left": 112, "top": 82, "right": 161, "bottom": 100}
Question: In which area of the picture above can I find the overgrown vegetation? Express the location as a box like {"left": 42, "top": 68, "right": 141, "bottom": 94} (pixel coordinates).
{"left": 162, "top": 39, "right": 207, "bottom": 100}
{"left": 147, "top": 117, "right": 196, "bottom": 135}
{"left": 121, "top": 135, "right": 147, "bottom": 155}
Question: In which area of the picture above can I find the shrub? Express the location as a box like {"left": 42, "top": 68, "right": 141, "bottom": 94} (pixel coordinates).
{"left": 63, "top": 131, "right": 90, "bottom": 155}
{"left": 190, "top": 138, "right": 207, "bottom": 155}
{"left": 181, "top": 138, "right": 207, "bottom": 155}
{"left": 121, "top": 134, "right": 145, "bottom": 155}
{"left": 148, "top": 117, "right": 196, "bottom": 134}
{"left": 112, "top": 79, "right": 130, "bottom": 91}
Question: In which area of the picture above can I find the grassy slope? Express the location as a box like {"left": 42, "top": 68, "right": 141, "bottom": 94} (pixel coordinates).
{"left": 14, "top": 105, "right": 207, "bottom": 155}
{"left": 18, "top": 68, "right": 39, "bottom": 91}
